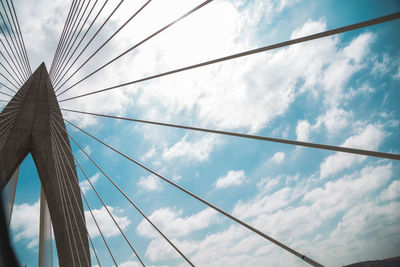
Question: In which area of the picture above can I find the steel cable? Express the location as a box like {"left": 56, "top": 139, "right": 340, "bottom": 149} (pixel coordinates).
{"left": 52, "top": 0, "right": 108, "bottom": 85}
{"left": 58, "top": 113, "right": 325, "bottom": 267}
{"left": 59, "top": 12, "right": 400, "bottom": 101}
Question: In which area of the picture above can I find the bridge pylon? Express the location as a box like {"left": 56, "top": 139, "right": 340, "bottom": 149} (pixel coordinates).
{"left": 0, "top": 63, "right": 91, "bottom": 266}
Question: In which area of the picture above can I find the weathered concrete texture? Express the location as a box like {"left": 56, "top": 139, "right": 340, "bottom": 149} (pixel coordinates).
{"left": 0, "top": 63, "right": 91, "bottom": 266}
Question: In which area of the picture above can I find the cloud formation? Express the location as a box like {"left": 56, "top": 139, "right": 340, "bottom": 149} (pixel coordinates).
{"left": 85, "top": 205, "right": 131, "bottom": 238}
{"left": 216, "top": 170, "right": 246, "bottom": 189}
{"left": 320, "top": 124, "right": 386, "bottom": 178}
{"left": 10, "top": 200, "right": 40, "bottom": 249}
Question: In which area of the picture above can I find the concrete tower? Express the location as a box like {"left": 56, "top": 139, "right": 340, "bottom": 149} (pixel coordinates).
{"left": 0, "top": 63, "right": 91, "bottom": 266}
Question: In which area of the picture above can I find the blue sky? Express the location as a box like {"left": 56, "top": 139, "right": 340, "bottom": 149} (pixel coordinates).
{"left": 1, "top": 0, "right": 400, "bottom": 266}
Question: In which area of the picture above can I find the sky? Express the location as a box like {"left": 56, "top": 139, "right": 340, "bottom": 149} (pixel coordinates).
{"left": 1, "top": 0, "right": 400, "bottom": 266}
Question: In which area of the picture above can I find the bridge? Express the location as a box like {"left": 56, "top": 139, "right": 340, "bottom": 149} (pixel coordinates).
{"left": 0, "top": 0, "right": 399, "bottom": 266}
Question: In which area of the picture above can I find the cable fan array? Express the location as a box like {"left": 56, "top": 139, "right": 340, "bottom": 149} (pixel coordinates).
{"left": 0, "top": 0, "right": 399, "bottom": 266}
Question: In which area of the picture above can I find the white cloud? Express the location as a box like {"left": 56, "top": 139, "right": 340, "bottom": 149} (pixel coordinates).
{"left": 10, "top": 200, "right": 130, "bottom": 249}
{"left": 140, "top": 146, "right": 156, "bottom": 161}
{"left": 257, "top": 177, "right": 281, "bottom": 193}
{"left": 216, "top": 170, "right": 246, "bottom": 189}
{"left": 137, "top": 207, "right": 218, "bottom": 239}
{"left": 9, "top": 1, "right": 393, "bottom": 266}
{"left": 115, "top": 260, "right": 142, "bottom": 267}
{"left": 186, "top": 197, "right": 400, "bottom": 266}
{"left": 14, "top": 0, "right": 69, "bottom": 68}
{"left": 320, "top": 33, "right": 373, "bottom": 106}
{"left": 83, "top": 145, "right": 92, "bottom": 155}
{"left": 296, "top": 120, "right": 310, "bottom": 141}
{"left": 305, "top": 163, "right": 392, "bottom": 220}
{"left": 85, "top": 206, "right": 130, "bottom": 238}
{"left": 341, "top": 124, "right": 385, "bottom": 149}
{"left": 233, "top": 186, "right": 300, "bottom": 220}
{"left": 393, "top": 66, "right": 400, "bottom": 80}
{"left": 270, "top": 152, "right": 285, "bottom": 164}
{"left": 12, "top": 0, "right": 374, "bottom": 137}
{"left": 79, "top": 173, "right": 100, "bottom": 194}
{"left": 137, "top": 174, "right": 162, "bottom": 191}
{"left": 314, "top": 107, "right": 352, "bottom": 134}
{"left": 277, "top": 0, "right": 302, "bottom": 11}
{"left": 144, "top": 237, "right": 183, "bottom": 262}
{"left": 318, "top": 200, "right": 400, "bottom": 266}
{"left": 162, "top": 134, "right": 221, "bottom": 162}
{"left": 18, "top": 0, "right": 373, "bottom": 168}
{"left": 10, "top": 200, "right": 40, "bottom": 249}
{"left": 372, "top": 53, "right": 390, "bottom": 76}
{"left": 137, "top": 206, "right": 219, "bottom": 262}
{"left": 319, "top": 124, "right": 385, "bottom": 178}
{"left": 187, "top": 225, "right": 270, "bottom": 266}
{"left": 72, "top": 2, "right": 373, "bottom": 137}
{"left": 345, "top": 83, "right": 375, "bottom": 100}
{"left": 172, "top": 174, "right": 182, "bottom": 182}
{"left": 291, "top": 19, "right": 327, "bottom": 39}
{"left": 379, "top": 180, "right": 400, "bottom": 202}
{"left": 184, "top": 163, "right": 396, "bottom": 266}
{"left": 174, "top": 223, "right": 308, "bottom": 266}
